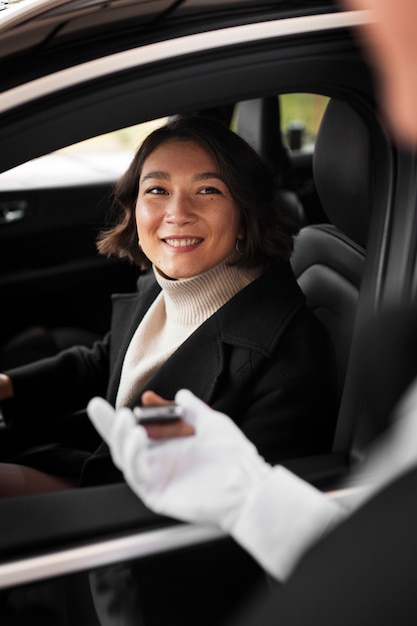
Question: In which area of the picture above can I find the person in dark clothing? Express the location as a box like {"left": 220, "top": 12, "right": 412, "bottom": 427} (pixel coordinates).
{"left": 0, "top": 115, "right": 337, "bottom": 495}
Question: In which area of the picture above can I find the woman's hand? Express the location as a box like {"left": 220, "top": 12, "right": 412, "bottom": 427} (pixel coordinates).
{"left": 0, "top": 374, "right": 13, "bottom": 402}
{"left": 140, "top": 390, "right": 195, "bottom": 438}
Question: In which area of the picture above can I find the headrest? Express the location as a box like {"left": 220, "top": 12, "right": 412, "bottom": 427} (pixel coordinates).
{"left": 235, "top": 97, "right": 291, "bottom": 186}
{"left": 313, "top": 99, "right": 373, "bottom": 248}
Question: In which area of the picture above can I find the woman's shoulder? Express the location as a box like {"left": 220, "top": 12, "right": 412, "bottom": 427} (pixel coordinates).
{"left": 246, "top": 260, "right": 305, "bottom": 308}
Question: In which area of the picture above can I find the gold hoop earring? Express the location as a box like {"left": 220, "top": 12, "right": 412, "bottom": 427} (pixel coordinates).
{"left": 235, "top": 239, "right": 244, "bottom": 255}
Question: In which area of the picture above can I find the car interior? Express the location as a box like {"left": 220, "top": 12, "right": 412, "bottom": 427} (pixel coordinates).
{"left": 0, "top": 6, "right": 404, "bottom": 619}
{"left": 0, "top": 92, "right": 387, "bottom": 473}
{"left": 0, "top": 92, "right": 392, "bottom": 612}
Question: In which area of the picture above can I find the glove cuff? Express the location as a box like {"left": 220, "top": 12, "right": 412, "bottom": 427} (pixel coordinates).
{"left": 231, "top": 466, "right": 346, "bottom": 581}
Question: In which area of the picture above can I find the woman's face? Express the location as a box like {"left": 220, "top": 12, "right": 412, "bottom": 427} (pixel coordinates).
{"left": 135, "top": 139, "right": 243, "bottom": 279}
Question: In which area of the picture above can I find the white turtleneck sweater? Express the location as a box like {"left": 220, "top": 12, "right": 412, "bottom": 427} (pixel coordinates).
{"left": 115, "top": 255, "right": 262, "bottom": 408}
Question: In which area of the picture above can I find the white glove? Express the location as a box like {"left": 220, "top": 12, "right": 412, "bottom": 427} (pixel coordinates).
{"left": 88, "top": 390, "right": 271, "bottom": 527}
{"left": 87, "top": 390, "right": 344, "bottom": 580}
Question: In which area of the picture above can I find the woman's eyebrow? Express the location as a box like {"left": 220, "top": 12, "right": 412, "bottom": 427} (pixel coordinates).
{"left": 140, "top": 171, "right": 170, "bottom": 182}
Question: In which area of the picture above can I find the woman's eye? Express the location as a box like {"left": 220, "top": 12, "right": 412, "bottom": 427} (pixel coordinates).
{"left": 199, "top": 186, "right": 222, "bottom": 195}
{"left": 146, "top": 187, "right": 167, "bottom": 195}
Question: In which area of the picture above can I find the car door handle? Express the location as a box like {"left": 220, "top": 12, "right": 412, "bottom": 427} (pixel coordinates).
{"left": 0, "top": 200, "right": 27, "bottom": 224}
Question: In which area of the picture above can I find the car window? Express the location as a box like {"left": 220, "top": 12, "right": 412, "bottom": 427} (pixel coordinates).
{"left": 0, "top": 95, "right": 328, "bottom": 191}
{"left": 280, "top": 93, "right": 329, "bottom": 151}
{"left": 0, "top": 118, "right": 168, "bottom": 191}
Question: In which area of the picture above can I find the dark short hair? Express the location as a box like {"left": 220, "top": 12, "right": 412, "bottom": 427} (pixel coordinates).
{"left": 97, "top": 115, "right": 298, "bottom": 269}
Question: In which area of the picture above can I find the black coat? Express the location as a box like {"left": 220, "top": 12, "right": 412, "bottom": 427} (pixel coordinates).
{"left": 3, "top": 261, "right": 337, "bottom": 485}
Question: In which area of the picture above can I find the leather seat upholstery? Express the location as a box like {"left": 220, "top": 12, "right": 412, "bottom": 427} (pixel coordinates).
{"left": 291, "top": 99, "right": 373, "bottom": 399}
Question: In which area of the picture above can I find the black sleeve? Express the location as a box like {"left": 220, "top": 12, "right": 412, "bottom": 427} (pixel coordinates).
{"left": 2, "top": 333, "right": 111, "bottom": 425}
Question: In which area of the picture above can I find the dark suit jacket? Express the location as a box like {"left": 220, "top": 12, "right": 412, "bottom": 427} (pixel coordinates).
{"left": 3, "top": 261, "right": 337, "bottom": 485}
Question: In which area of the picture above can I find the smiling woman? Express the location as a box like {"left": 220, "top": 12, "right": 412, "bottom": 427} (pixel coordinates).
{"left": 0, "top": 115, "right": 337, "bottom": 495}
{"left": 97, "top": 115, "right": 295, "bottom": 268}
{"left": 134, "top": 140, "right": 243, "bottom": 279}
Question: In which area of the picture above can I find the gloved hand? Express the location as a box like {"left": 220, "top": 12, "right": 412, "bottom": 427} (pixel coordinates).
{"left": 87, "top": 390, "right": 344, "bottom": 580}
{"left": 88, "top": 389, "right": 271, "bottom": 527}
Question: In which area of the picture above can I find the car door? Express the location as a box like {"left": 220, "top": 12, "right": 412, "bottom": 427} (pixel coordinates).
{"left": 0, "top": 130, "right": 149, "bottom": 369}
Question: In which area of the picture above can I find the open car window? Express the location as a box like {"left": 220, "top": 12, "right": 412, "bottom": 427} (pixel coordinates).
{"left": 0, "top": 94, "right": 329, "bottom": 192}
{"left": 281, "top": 93, "right": 329, "bottom": 151}
{"left": 0, "top": 118, "right": 168, "bottom": 191}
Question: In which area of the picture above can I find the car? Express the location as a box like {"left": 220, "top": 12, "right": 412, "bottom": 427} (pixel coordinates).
{"left": 0, "top": 0, "right": 413, "bottom": 623}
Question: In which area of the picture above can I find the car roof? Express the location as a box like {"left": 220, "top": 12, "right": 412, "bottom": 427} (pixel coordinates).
{"left": 0, "top": 3, "right": 375, "bottom": 175}
{"left": 0, "top": 0, "right": 340, "bottom": 58}
{"left": 0, "top": 0, "right": 339, "bottom": 31}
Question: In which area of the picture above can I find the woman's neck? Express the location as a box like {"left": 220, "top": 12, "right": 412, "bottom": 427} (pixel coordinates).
{"left": 153, "top": 253, "right": 263, "bottom": 325}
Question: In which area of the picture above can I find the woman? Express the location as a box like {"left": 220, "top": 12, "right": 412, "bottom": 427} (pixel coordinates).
{"left": 0, "top": 115, "right": 337, "bottom": 494}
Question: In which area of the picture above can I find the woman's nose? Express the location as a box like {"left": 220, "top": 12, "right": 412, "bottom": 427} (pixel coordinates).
{"left": 165, "top": 194, "right": 196, "bottom": 224}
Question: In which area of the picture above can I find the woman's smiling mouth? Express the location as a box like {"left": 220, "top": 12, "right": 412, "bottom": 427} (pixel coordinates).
{"left": 163, "top": 237, "right": 203, "bottom": 248}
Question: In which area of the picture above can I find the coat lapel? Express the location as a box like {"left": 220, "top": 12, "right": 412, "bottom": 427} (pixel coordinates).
{"left": 107, "top": 271, "right": 161, "bottom": 403}
{"left": 108, "top": 261, "right": 304, "bottom": 407}
{"left": 129, "top": 261, "right": 304, "bottom": 406}
{"left": 217, "top": 260, "right": 305, "bottom": 354}
{"left": 131, "top": 317, "right": 224, "bottom": 405}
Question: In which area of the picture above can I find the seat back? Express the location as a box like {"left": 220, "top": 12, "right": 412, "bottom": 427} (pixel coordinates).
{"left": 291, "top": 99, "right": 373, "bottom": 401}
{"left": 235, "top": 96, "right": 306, "bottom": 228}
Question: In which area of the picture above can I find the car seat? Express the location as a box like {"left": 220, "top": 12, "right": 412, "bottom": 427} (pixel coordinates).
{"left": 235, "top": 96, "right": 307, "bottom": 228}
{"left": 287, "top": 98, "right": 376, "bottom": 486}
{"left": 291, "top": 98, "right": 371, "bottom": 400}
